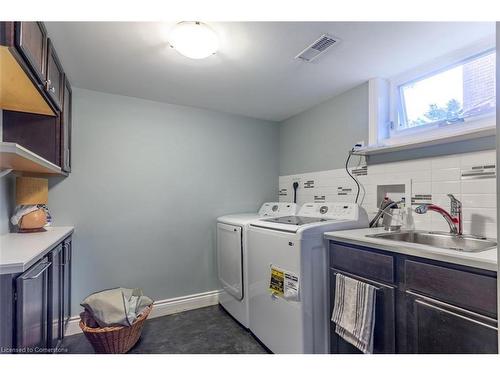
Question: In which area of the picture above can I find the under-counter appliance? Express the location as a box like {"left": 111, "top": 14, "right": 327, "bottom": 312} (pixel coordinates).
{"left": 217, "top": 202, "right": 298, "bottom": 328}
{"left": 248, "top": 202, "right": 369, "bottom": 353}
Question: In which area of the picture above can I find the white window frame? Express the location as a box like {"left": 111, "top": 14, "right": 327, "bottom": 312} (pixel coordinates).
{"left": 368, "top": 36, "right": 496, "bottom": 149}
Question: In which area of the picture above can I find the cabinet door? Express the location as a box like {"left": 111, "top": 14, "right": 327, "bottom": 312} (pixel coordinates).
{"left": 48, "top": 244, "right": 63, "bottom": 348}
{"left": 330, "top": 269, "right": 396, "bottom": 354}
{"left": 62, "top": 238, "right": 72, "bottom": 329}
{"left": 16, "top": 258, "right": 51, "bottom": 350}
{"left": 405, "top": 292, "right": 498, "bottom": 354}
{"left": 15, "top": 22, "right": 47, "bottom": 84}
{"left": 46, "top": 39, "right": 64, "bottom": 110}
{"left": 61, "top": 77, "right": 72, "bottom": 173}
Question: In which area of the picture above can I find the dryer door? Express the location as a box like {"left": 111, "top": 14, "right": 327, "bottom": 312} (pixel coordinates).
{"left": 217, "top": 223, "right": 243, "bottom": 300}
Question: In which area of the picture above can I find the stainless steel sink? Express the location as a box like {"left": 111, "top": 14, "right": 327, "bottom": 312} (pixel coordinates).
{"left": 366, "top": 230, "right": 497, "bottom": 253}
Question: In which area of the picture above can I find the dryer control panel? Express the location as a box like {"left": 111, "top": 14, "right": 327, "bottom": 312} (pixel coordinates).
{"left": 259, "top": 202, "right": 298, "bottom": 217}
{"left": 298, "top": 202, "right": 360, "bottom": 220}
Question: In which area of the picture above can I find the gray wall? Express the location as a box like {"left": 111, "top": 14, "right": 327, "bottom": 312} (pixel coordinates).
{"left": 48, "top": 88, "right": 279, "bottom": 312}
{"left": 279, "top": 83, "right": 369, "bottom": 175}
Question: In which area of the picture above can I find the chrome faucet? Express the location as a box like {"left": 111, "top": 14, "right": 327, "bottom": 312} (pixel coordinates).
{"left": 414, "top": 194, "right": 463, "bottom": 235}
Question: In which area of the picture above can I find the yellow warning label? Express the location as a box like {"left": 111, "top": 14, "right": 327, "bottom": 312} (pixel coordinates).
{"left": 269, "top": 267, "right": 284, "bottom": 295}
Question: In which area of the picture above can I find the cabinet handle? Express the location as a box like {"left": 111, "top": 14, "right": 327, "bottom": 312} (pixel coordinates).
{"left": 21, "top": 262, "right": 52, "bottom": 280}
{"left": 415, "top": 299, "right": 498, "bottom": 331}
{"left": 64, "top": 243, "right": 71, "bottom": 262}
{"left": 406, "top": 290, "right": 497, "bottom": 325}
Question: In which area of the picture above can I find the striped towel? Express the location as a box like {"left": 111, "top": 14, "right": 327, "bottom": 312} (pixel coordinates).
{"left": 331, "top": 273, "right": 376, "bottom": 354}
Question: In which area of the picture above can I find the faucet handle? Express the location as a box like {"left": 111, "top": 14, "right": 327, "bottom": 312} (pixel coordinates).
{"left": 447, "top": 194, "right": 461, "bottom": 216}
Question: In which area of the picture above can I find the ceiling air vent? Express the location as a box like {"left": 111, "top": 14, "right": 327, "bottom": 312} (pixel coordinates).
{"left": 295, "top": 34, "right": 339, "bottom": 63}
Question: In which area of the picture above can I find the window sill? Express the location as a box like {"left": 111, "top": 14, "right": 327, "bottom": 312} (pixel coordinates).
{"left": 354, "top": 126, "right": 496, "bottom": 156}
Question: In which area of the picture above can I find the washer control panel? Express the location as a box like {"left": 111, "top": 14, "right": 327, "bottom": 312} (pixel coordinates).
{"left": 259, "top": 202, "right": 298, "bottom": 217}
{"left": 298, "top": 202, "right": 359, "bottom": 220}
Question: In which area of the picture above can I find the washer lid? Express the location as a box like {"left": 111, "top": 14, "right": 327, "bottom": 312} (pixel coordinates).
{"left": 260, "top": 215, "right": 331, "bottom": 226}
{"left": 217, "top": 213, "right": 261, "bottom": 226}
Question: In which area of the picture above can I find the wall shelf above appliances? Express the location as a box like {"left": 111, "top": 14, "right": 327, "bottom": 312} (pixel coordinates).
{"left": 0, "top": 142, "right": 63, "bottom": 175}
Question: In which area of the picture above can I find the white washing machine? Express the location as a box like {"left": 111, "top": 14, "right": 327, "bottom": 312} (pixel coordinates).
{"left": 248, "top": 202, "right": 369, "bottom": 353}
{"left": 217, "top": 202, "right": 298, "bottom": 328}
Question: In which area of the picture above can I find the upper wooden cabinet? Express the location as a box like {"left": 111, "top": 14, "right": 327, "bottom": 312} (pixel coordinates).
{"left": 0, "top": 22, "right": 66, "bottom": 116}
{"left": 15, "top": 22, "right": 48, "bottom": 85}
{"left": 46, "top": 39, "right": 64, "bottom": 111}
{"left": 1, "top": 21, "right": 72, "bottom": 175}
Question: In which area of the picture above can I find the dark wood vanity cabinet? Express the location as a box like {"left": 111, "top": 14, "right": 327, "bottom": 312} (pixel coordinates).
{"left": 0, "top": 235, "right": 73, "bottom": 351}
{"left": 328, "top": 241, "right": 498, "bottom": 354}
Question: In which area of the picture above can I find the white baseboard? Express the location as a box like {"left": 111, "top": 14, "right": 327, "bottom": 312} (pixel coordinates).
{"left": 64, "top": 289, "right": 222, "bottom": 337}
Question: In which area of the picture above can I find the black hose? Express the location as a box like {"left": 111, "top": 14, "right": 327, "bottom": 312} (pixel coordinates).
{"left": 345, "top": 148, "right": 360, "bottom": 203}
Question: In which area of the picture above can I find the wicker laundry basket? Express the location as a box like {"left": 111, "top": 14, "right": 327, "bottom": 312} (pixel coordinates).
{"left": 79, "top": 304, "right": 153, "bottom": 354}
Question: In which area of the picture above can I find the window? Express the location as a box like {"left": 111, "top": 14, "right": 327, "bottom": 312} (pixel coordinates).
{"left": 366, "top": 47, "right": 497, "bottom": 151}
{"left": 396, "top": 50, "right": 496, "bottom": 132}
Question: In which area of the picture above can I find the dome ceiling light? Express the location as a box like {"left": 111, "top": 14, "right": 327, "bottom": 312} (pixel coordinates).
{"left": 168, "top": 21, "right": 219, "bottom": 59}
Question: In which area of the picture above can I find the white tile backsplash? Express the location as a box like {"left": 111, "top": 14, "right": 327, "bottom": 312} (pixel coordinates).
{"left": 431, "top": 154, "right": 460, "bottom": 169}
{"left": 279, "top": 149, "right": 497, "bottom": 238}
{"left": 461, "top": 178, "right": 497, "bottom": 194}
{"left": 431, "top": 167, "right": 461, "bottom": 182}
{"left": 462, "top": 208, "right": 497, "bottom": 223}
{"left": 461, "top": 194, "right": 497, "bottom": 208}
{"left": 411, "top": 182, "right": 432, "bottom": 195}
{"left": 460, "top": 150, "right": 496, "bottom": 168}
{"left": 431, "top": 181, "right": 461, "bottom": 194}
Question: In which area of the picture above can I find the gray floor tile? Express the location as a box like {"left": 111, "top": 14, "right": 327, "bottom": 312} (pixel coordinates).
{"left": 60, "top": 305, "right": 268, "bottom": 354}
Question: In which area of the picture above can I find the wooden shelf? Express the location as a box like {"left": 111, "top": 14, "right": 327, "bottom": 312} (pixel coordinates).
{"left": 0, "top": 46, "right": 56, "bottom": 116}
{"left": 0, "top": 142, "right": 62, "bottom": 175}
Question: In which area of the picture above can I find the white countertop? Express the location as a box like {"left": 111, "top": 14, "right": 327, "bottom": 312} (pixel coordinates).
{"left": 0, "top": 226, "right": 74, "bottom": 275}
{"left": 325, "top": 227, "right": 498, "bottom": 272}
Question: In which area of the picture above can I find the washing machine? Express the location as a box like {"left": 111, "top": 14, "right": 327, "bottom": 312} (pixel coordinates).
{"left": 248, "top": 202, "right": 369, "bottom": 353}
{"left": 217, "top": 202, "right": 298, "bottom": 328}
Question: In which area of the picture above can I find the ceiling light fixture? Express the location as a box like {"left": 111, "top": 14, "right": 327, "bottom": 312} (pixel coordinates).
{"left": 168, "top": 21, "right": 218, "bottom": 59}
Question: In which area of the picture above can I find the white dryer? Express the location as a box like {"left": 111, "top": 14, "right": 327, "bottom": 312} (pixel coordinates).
{"left": 248, "top": 202, "right": 368, "bottom": 353}
{"left": 217, "top": 202, "right": 298, "bottom": 328}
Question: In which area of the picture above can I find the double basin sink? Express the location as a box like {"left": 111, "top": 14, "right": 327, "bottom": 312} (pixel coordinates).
{"left": 366, "top": 230, "right": 497, "bottom": 253}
